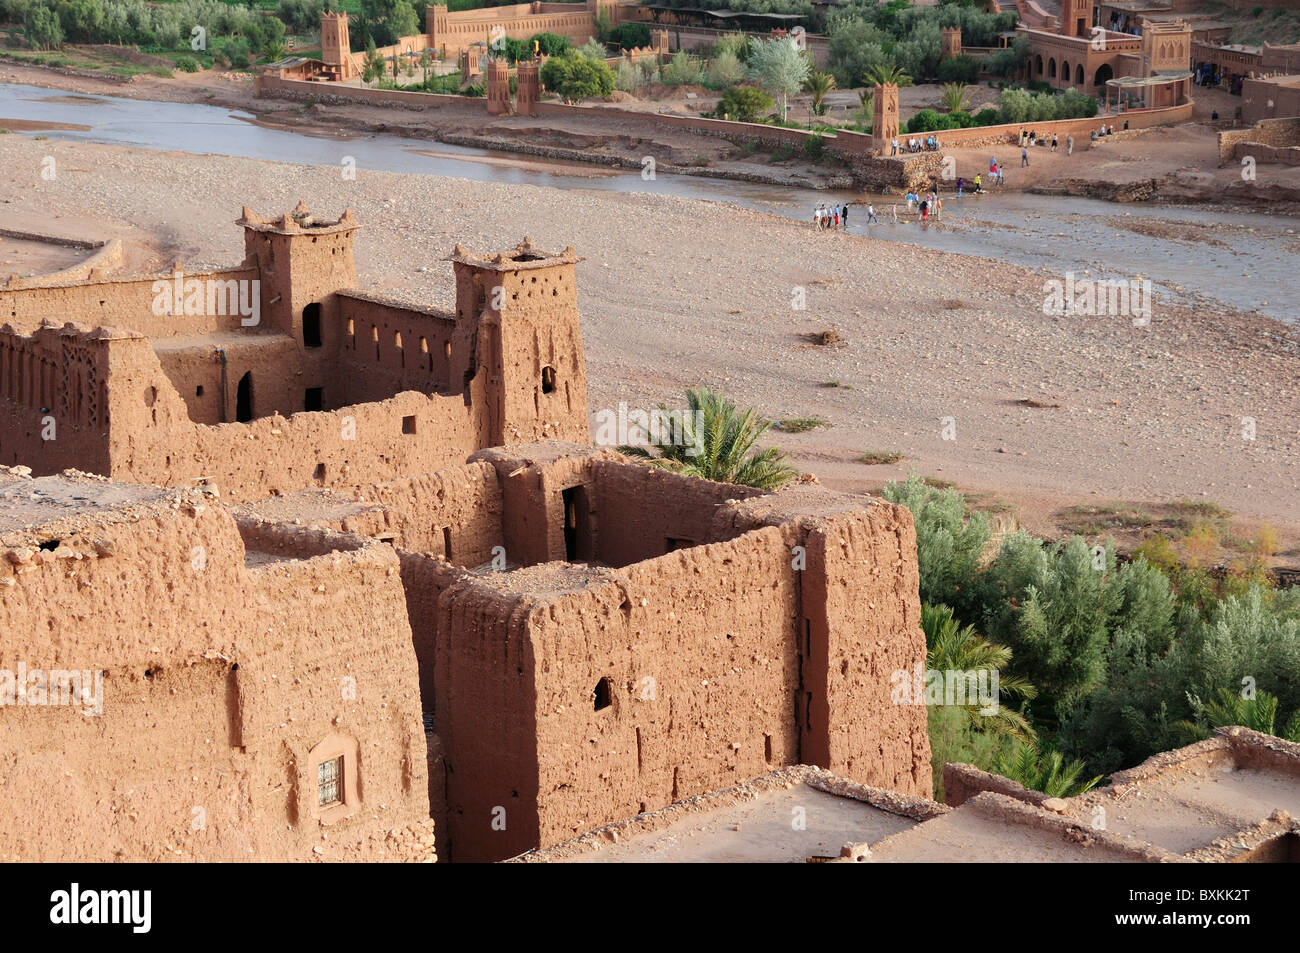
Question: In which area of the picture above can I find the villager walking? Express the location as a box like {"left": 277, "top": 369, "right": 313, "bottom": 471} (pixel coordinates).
{"left": 957, "top": 176, "right": 964, "bottom": 197}
{"left": 1021, "top": 146, "right": 1029, "bottom": 167}
{"left": 1066, "top": 134, "right": 1074, "bottom": 155}
{"left": 1051, "top": 133, "right": 1058, "bottom": 152}
{"left": 866, "top": 204, "right": 878, "bottom": 224}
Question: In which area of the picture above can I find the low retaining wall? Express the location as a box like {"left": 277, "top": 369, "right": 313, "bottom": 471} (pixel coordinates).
{"left": 255, "top": 74, "right": 471, "bottom": 109}
{"left": 1233, "top": 141, "right": 1300, "bottom": 167}
{"left": 0, "top": 231, "right": 124, "bottom": 287}
{"left": 1219, "top": 116, "right": 1300, "bottom": 164}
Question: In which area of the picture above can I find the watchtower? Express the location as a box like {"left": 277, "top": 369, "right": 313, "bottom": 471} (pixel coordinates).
{"left": 446, "top": 239, "right": 589, "bottom": 447}
{"left": 873, "top": 83, "right": 900, "bottom": 154}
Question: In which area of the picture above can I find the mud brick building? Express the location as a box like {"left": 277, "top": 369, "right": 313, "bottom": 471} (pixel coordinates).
{"left": 237, "top": 442, "right": 933, "bottom": 861}
{"left": 0, "top": 468, "right": 434, "bottom": 861}
{"left": 0, "top": 205, "right": 588, "bottom": 502}
{"left": 0, "top": 205, "right": 932, "bottom": 862}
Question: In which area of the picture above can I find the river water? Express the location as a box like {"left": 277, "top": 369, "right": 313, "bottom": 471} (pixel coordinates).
{"left": 1, "top": 83, "right": 1293, "bottom": 321}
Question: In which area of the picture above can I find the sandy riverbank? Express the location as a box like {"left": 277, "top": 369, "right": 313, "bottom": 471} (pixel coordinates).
{"left": 1, "top": 130, "right": 1297, "bottom": 558}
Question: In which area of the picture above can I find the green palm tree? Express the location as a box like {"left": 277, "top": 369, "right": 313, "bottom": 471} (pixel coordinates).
{"left": 940, "top": 81, "right": 971, "bottom": 113}
{"left": 261, "top": 39, "right": 287, "bottom": 63}
{"left": 865, "top": 63, "right": 912, "bottom": 88}
{"left": 922, "top": 603, "right": 1037, "bottom": 742}
{"left": 618, "top": 387, "right": 799, "bottom": 490}
{"left": 804, "top": 69, "right": 837, "bottom": 116}
{"left": 1176, "top": 687, "right": 1300, "bottom": 742}
{"left": 994, "top": 740, "right": 1103, "bottom": 798}
{"left": 856, "top": 87, "right": 874, "bottom": 127}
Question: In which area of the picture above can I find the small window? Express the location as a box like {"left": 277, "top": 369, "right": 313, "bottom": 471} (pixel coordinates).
{"left": 313, "top": 463, "right": 326, "bottom": 482}
{"left": 317, "top": 756, "right": 343, "bottom": 808}
{"left": 303, "top": 303, "right": 322, "bottom": 348}
{"left": 305, "top": 387, "right": 323, "bottom": 412}
{"left": 541, "top": 365, "right": 556, "bottom": 394}
{"left": 402, "top": 415, "right": 417, "bottom": 435}
{"left": 195, "top": 385, "right": 204, "bottom": 397}
{"left": 593, "top": 677, "right": 612, "bottom": 712}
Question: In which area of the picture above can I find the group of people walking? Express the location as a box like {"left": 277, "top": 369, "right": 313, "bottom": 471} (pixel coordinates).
{"left": 813, "top": 202, "right": 852, "bottom": 228}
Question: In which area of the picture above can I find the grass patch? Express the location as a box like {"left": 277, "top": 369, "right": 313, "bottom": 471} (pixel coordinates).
{"left": 772, "top": 416, "right": 828, "bottom": 434}
{"left": 859, "top": 450, "right": 904, "bottom": 465}
{"left": 802, "top": 329, "right": 844, "bottom": 346}
{"left": 1013, "top": 397, "right": 1062, "bottom": 409}
{"left": 1059, "top": 499, "right": 1233, "bottom": 538}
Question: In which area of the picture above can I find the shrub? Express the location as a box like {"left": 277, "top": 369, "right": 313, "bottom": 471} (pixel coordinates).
{"left": 705, "top": 48, "right": 744, "bottom": 88}
{"left": 608, "top": 22, "right": 650, "bottom": 50}
{"left": 802, "top": 132, "right": 825, "bottom": 158}
{"left": 577, "top": 37, "right": 607, "bottom": 61}
{"left": 661, "top": 49, "right": 702, "bottom": 86}
{"left": 175, "top": 54, "right": 200, "bottom": 73}
{"left": 937, "top": 54, "right": 979, "bottom": 84}
{"left": 882, "top": 475, "right": 991, "bottom": 619}
{"left": 973, "top": 107, "right": 999, "bottom": 126}
{"left": 529, "top": 31, "right": 570, "bottom": 57}
{"left": 717, "top": 84, "right": 772, "bottom": 123}
{"left": 539, "top": 51, "right": 613, "bottom": 102}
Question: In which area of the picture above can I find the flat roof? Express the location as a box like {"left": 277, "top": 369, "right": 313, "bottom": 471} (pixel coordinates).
{"left": 0, "top": 469, "right": 175, "bottom": 543}
{"left": 513, "top": 766, "right": 943, "bottom": 863}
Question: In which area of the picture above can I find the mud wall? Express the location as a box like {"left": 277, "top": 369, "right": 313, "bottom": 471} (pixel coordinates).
{"left": 1223, "top": 114, "right": 1300, "bottom": 161}
{"left": 0, "top": 323, "right": 113, "bottom": 472}
{"left": 352, "top": 461, "right": 506, "bottom": 560}
{"left": 801, "top": 507, "right": 932, "bottom": 798}
{"left": 0, "top": 267, "right": 263, "bottom": 339}
{"left": 587, "top": 460, "right": 763, "bottom": 566}
{"left": 0, "top": 497, "right": 431, "bottom": 861}
{"left": 525, "top": 528, "right": 802, "bottom": 858}
{"left": 433, "top": 582, "right": 543, "bottom": 862}
{"left": 337, "top": 292, "right": 457, "bottom": 403}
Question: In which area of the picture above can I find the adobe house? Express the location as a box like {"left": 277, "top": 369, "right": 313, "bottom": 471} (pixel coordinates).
{"left": 237, "top": 441, "right": 934, "bottom": 862}
{"left": 0, "top": 467, "right": 434, "bottom": 861}
{"left": 0, "top": 205, "right": 589, "bottom": 503}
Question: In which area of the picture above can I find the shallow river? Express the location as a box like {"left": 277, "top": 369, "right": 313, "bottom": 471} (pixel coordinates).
{"left": 1, "top": 83, "right": 1294, "bottom": 321}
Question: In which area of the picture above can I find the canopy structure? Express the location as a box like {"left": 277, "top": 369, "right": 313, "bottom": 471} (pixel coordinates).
{"left": 640, "top": 5, "right": 809, "bottom": 29}
{"left": 1104, "top": 70, "right": 1192, "bottom": 110}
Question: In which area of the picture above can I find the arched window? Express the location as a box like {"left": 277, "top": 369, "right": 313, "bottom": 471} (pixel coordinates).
{"left": 1035, "top": 54, "right": 1044, "bottom": 75}
{"left": 302, "top": 302, "right": 322, "bottom": 348}
{"left": 1048, "top": 58, "right": 1057, "bottom": 80}
{"left": 236, "top": 371, "right": 253, "bottom": 423}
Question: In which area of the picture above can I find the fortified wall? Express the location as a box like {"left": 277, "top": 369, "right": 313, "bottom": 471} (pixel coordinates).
{"left": 0, "top": 205, "right": 589, "bottom": 502}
